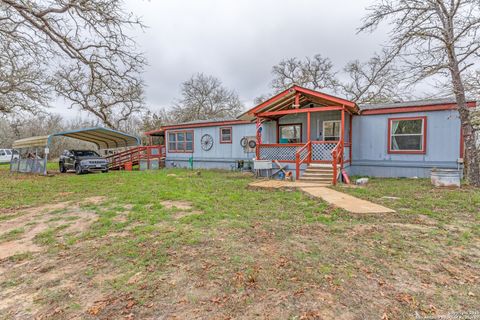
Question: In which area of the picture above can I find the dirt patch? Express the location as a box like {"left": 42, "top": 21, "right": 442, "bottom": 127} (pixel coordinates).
{"left": 161, "top": 200, "right": 193, "bottom": 210}
{"left": 174, "top": 210, "right": 204, "bottom": 219}
{"left": 0, "top": 197, "right": 105, "bottom": 260}
{"left": 160, "top": 201, "right": 205, "bottom": 219}
{"left": 386, "top": 222, "right": 436, "bottom": 232}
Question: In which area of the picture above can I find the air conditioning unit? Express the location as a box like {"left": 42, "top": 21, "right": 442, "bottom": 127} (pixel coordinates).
{"left": 241, "top": 136, "right": 257, "bottom": 153}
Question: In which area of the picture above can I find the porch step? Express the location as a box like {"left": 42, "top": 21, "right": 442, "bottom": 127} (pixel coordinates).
{"left": 302, "top": 172, "right": 332, "bottom": 178}
{"left": 300, "top": 176, "right": 332, "bottom": 183}
{"left": 299, "top": 163, "right": 335, "bottom": 184}
{"left": 304, "top": 168, "right": 333, "bottom": 174}
{"left": 308, "top": 163, "right": 340, "bottom": 168}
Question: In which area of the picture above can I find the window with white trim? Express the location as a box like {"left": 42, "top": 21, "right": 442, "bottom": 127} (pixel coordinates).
{"left": 389, "top": 117, "right": 426, "bottom": 153}
{"left": 323, "top": 120, "right": 341, "bottom": 141}
{"left": 168, "top": 130, "right": 194, "bottom": 152}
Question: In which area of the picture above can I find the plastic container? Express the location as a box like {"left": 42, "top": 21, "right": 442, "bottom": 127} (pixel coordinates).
{"left": 124, "top": 162, "right": 133, "bottom": 171}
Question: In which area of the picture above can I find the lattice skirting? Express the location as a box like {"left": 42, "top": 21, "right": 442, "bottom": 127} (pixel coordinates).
{"left": 312, "top": 143, "right": 336, "bottom": 161}
{"left": 259, "top": 143, "right": 346, "bottom": 162}
{"left": 259, "top": 146, "right": 300, "bottom": 161}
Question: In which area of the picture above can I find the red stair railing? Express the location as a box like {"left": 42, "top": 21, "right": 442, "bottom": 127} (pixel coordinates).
{"left": 331, "top": 140, "right": 344, "bottom": 185}
{"left": 295, "top": 141, "right": 311, "bottom": 180}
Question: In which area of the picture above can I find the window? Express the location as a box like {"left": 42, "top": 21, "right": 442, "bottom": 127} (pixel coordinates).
{"left": 73, "top": 150, "right": 100, "bottom": 157}
{"left": 279, "top": 124, "right": 302, "bottom": 143}
{"left": 0, "top": 150, "right": 5, "bottom": 156}
{"left": 388, "top": 117, "right": 426, "bottom": 154}
{"left": 220, "top": 127, "right": 232, "bottom": 143}
{"left": 323, "top": 120, "right": 341, "bottom": 141}
{"left": 168, "top": 130, "right": 194, "bottom": 152}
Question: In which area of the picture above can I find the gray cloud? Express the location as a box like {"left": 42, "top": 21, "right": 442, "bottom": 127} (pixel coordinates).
{"left": 54, "top": 0, "right": 388, "bottom": 117}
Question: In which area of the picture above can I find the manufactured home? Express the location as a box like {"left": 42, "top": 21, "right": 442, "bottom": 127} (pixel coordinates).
{"left": 146, "top": 86, "right": 476, "bottom": 184}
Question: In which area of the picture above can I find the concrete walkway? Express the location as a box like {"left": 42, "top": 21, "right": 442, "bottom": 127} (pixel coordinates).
{"left": 249, "top": 180, "right": 395, "bottom": 214}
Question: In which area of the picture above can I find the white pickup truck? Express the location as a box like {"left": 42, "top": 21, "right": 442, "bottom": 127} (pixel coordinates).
{"left": 0, "top": 149, "right": 19, "bottom": 164}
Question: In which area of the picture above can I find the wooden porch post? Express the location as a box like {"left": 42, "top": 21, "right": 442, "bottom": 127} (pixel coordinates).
{"left": 307, "top": 111, "right": 311, "bottom": 163}
{"left": 256, "top": 117, "right": 261, "bottom": 160}
{"left": 341, "top": 108, "right": 345, "bottom": 169}
{"left": 349, "top": 113, "right": 353, "bottom": 164}
{"left": 276, "top": 119, "right": 279, "bottom": 144}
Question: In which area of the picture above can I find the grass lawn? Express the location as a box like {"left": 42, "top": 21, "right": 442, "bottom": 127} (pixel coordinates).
{"left": 0, "top": 165, "right": 479, "bottom": 319}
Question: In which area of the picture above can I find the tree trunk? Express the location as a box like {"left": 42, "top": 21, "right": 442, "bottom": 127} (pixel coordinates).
{"left": 447, "top": 53, "right": 480, "bottom": 186}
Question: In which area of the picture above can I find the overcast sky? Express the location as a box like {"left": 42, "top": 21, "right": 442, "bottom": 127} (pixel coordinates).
{"left": 55, "top": 0, "right": 389, "bottom": 118}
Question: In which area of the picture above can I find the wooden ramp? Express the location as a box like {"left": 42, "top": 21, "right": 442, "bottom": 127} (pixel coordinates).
{"left": 249, "top": 180, "right": 395, "bottom": 214}
{"left": 106, "top": 145, "right": 165, "bottom": 170}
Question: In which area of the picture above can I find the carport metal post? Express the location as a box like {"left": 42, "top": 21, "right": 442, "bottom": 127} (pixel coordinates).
{"left": 17, "top": 148, "right": 21, "bottom": 172}
{"left": 9, "top": 149, "right": 14, "bottom": 173}
{"left": 43, "top": 146, "right": 48, "bottom": 175}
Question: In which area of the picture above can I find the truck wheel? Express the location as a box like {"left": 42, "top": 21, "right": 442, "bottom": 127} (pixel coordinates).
{"left": 59, "top": 162, "right": 66, "bottom": 173}
{"left": 102, "top": 168, "right": 109, "bottom": 173}
{"left": 75, "top": 164, "right": 83, "bottom": 175}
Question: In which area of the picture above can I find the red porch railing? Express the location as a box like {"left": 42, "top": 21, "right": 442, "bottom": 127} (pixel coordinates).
{"left": 331, "top": 141, "right": 344, "bottom": 185}
{"left": 105, "top": 145, "right": 165, "bottom": 170}
{"left": 295, "top": 142, "right": 311, "bottom": 180}
{"left": 257, "top": 140, "right": 350, "bottom": 184}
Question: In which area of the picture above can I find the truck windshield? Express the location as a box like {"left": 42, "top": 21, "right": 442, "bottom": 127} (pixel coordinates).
{"left": 73, "top": 151, "right": 100, "bottom": 157}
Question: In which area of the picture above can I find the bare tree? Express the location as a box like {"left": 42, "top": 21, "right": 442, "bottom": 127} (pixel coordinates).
{"left": 0, "top": 113, "right": 98, "bottom": 157}
{"left": 360, "top": 0, "right": 480, "bottom": 186}
{"left": 465, "top": 70, "right": 480, "bottom": 99}
{"left": 171, "top": 73, "right": 244, "bottom": 123}
{"left": 0, "top": 41, "right": 50, "bottom": 114}
{"left": 141, "top": 108, "right": 173, "bottom": 132}
{"left": 253, "top": 94, "right": 271, "bottom": 106}
{"left": 0, "top": 0, "right": 146, "bottom": 128}
{"left": 267, "top": 52, "right": 405, "bottom": 104}
{"left": 271, "top": 54, "right": 337, "bottom": 93}
{"left": 339, "top": 48, "right": 407, "bottom": 104}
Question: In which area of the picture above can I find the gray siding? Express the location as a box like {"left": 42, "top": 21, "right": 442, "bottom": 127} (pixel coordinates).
{"left": 350, "top": 110, "right": 462, "bottom": 177}
{"left": 163, "top": 109, "right": 463, "bottom": 178}
{"left": 165, "top": 123, "right": 256, "bottom": 169}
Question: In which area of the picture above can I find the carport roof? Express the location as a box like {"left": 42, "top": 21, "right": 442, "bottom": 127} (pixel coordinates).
{"left": 12, "top": 127, "right": 141, "bottom": 149}
{"left": 12, "top": 135, "right": 50, "bottom": 149}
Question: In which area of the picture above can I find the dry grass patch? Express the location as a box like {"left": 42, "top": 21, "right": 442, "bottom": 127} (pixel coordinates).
{"left": 0, "top": 197, "right": 104, "bottom": 260}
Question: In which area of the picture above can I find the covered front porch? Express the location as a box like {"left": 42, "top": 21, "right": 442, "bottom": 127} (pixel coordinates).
{"left": 240, "top": 86, "right": 358, "bottom": 184}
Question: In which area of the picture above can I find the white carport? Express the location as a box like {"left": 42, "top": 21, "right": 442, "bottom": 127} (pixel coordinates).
{"left": 11, "top": 127, "right": 140, "bottom": 175}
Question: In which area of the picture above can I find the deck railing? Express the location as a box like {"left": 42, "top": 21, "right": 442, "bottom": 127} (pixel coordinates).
{"left": 295, "top": 142, "right": 311, "bottom": 179}
{"left": 331, "top": 141, "right": 344, "bottom": 185}
{"left": 257, "top": 140, "right": 350, "bottom": 183}
{"left": 105, "top": 145, "right": 165, "bottom": 170}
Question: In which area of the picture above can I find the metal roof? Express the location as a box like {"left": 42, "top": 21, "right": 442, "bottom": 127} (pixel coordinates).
{"left": 359, "top": 98, "right": 460, "bottom": 111}
{"left": 12, "top": 136, "right": 50, "bottom": 149}
{"left": 169, "top": 118, "right": 239, "bottom": 126}
{"left": 12, "top": 127, "right": 141, "bottom": 149}
{"left": 144, "top": 118, "right": 251, "bottom": 136}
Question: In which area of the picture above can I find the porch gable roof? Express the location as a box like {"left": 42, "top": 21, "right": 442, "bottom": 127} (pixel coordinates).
{"left": 239, "top": 86, "right": 358, "bottom": 121}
